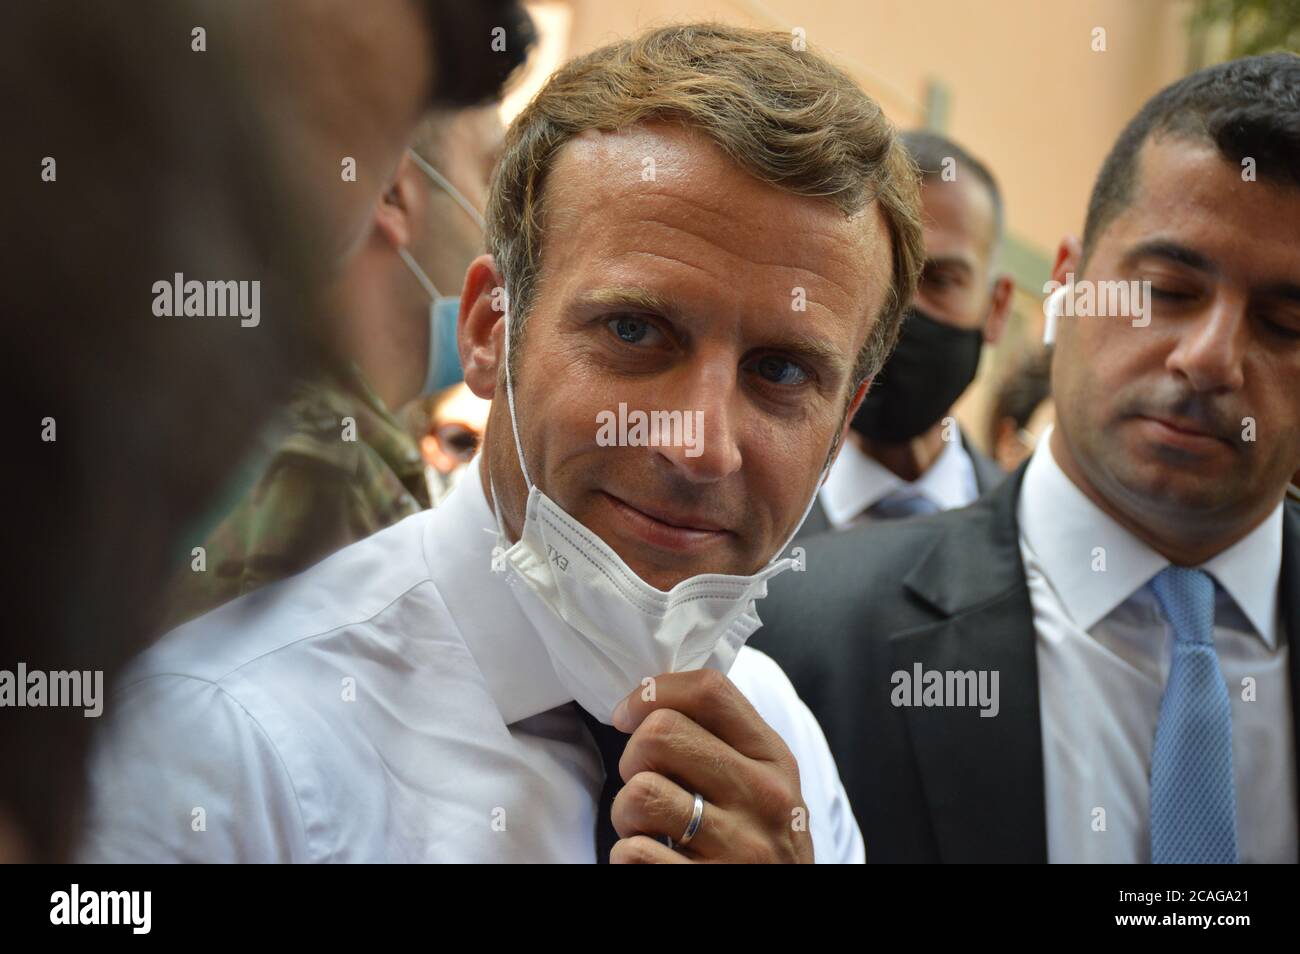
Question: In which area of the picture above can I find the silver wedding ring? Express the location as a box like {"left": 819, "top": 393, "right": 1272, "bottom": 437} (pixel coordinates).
{"left": 675, "top": 792, "right": 705, "bottom": 848}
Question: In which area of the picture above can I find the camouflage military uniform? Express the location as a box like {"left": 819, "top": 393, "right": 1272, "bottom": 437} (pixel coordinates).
{"left": 166, "top": 364, "right": 430, "bottom": 627}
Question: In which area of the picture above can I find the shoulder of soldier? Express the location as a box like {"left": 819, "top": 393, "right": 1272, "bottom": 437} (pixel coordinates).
{"left": 274, "top": 379, "right": 367, "bottom": 475}
{"left": 163, "top": 449, "right": 357, "bottom": 624}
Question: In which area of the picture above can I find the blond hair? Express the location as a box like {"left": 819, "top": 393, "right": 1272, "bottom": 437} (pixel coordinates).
{"left": 486, "top": 22, "right": 923, "bottom": 393}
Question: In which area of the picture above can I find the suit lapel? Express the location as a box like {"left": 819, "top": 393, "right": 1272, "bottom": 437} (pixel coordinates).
{"left": 890, "top": 467, "right": 1048, "bottom": 861}
{"left": 882, "top": 487, "right": 1297, "bottom": 862}
{"left": 1282, "top": 503, "right": 1300, "bottom": 835}
{"left": 961, "top": 427, "right": 1007, "bottom": 497}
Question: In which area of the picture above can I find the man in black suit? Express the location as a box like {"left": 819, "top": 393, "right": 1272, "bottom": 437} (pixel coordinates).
{"left": 800, "top": 131, "right": 1013, "bottom": 536}
{"left": 753, "top": 53, "right": 1300, "bottom": 863}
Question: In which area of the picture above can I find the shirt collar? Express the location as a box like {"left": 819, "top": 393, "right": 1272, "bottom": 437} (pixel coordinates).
{"left": 1203, "top": 502, "right": 1283, "bottom": 648}
{"left": 821, "top": 429, "right": 977, "bottom": 526}
{"left": 1018, "top": 426, "right": 1282, "bottom": 647}
{"left": 422, "top": 454, "right": 573, "bottom": 725}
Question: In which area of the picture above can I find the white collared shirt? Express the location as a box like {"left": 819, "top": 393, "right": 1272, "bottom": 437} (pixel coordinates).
{"left": 819, "top": 430, "right": 979, "bottom": 529}
{"left": 1017, "top": 429, "right": 1295, "bottom": 862}
{"left": 78, "top": 457, "right": 863, "bottom": 863}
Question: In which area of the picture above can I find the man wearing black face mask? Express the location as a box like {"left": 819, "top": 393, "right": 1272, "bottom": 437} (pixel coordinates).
{"left": 801, "top": 131, "right": 1014, "bottom": 532}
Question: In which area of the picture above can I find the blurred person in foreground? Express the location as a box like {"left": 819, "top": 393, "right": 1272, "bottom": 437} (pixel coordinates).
{"left": 988, "top": 351, "right": 1055, "bottom": 471}
{"left": 1, "top": 0, "right": 530, "bottom": 863}
{"left": 1, "top": 0, "right": 332, "bottom": 863}
{"left": 752, "top": 52, "right": 1300, "bottom": 862}
{"left": 800, "top": 130, "right": 1013, "bottom": 533}
{"left": 163, "top": 5, "right": 533, "bottom": 627}
{"left": 78, "top": 23, "right": 926, "bottom": 863}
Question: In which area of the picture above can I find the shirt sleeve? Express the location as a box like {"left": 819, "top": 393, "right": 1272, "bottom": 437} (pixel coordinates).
{"left": 77, "top": 673, "right": 311, "bottom": 863}
{"left": 728, "top": 647, "right": 866, "bottom": 864}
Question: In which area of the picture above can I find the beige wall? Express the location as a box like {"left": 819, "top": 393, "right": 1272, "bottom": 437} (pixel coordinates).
{"left": 509, "top": 0, "right": 1195, "bottom": 448}
{"left": 528, "top": 0, "right": 1189, "bottom": 264}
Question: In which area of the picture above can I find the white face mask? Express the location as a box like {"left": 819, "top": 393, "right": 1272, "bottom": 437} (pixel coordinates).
{"left": 488, "top": 287, "right": 830, "bottom": 723}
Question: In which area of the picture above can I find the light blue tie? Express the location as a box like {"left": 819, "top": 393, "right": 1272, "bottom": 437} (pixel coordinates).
{"left": 869, "top": 493, "right": 940, "bottom": 520}
{"left": 1148, "top": 566, "right": 1238, "bottom": 864}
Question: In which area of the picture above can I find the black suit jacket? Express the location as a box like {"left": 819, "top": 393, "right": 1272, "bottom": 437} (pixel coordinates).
{"left": 752, "top": 466, "right": 1300, "bottom": 862}
{"left": 798, "top": 428, "right": 1005, "bottom": 539}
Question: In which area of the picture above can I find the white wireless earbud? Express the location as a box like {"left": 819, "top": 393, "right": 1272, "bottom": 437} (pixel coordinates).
{"left": 1042, "top": 285, "right": 1068, "bottom": 346}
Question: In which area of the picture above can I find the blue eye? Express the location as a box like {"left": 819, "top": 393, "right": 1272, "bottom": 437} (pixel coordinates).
{"left": 608, "top": 315, "right": 653, "bottom": 344}
{"left": 752, "top": 354, "right": 808, "bottom": 386}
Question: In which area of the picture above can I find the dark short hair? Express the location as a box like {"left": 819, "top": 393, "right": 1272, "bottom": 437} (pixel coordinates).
{"left": 899, "top": 129, "right": 1004, "bottom": 244}
{"left": 1083, "top": 52, "right": 1300, "bottom": 259}
{"left": 419, "top": 0, "right": 536, "bottom": 109}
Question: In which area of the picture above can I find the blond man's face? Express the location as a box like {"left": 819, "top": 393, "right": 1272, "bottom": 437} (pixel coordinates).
{"left": 482, "top": 122, "right": 893, "bottom": 589}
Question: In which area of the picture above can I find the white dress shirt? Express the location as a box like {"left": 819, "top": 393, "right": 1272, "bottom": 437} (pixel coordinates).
{"left": 1018, "top": 429, "right": 1295, "bottom": 863}
{"left": 819, "top": 430, "right": 979, "bottom": 529}
{"left": 79, "top": 456, "right": 863, "bottom": 863}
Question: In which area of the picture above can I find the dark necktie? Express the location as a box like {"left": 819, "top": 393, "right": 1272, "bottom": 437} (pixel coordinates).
{"left": 576, "top": 705, "right": 629, "bottom": 864}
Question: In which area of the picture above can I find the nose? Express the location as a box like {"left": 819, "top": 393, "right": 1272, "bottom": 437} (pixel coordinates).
{"left": 1165, "top": 293, "right": 1247, "bottom": 394}
{"left": 654, "top": 351, "right": 743, "bottom": 484}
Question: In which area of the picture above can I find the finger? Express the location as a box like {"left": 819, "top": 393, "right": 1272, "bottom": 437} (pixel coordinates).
{"left": 611, "top": 770, "right": 741, "bottom": 859}
{"left": 616, "top": 708, "right": 812, "bottom": 861}
{"left": 610, "top": 834, "right": 692, "bottom": 864}
{"left": 619, "top": 707, "right": 752, "bottom": 808}
{"left": 615, "top": 669, "right": 790, "bottom": 766}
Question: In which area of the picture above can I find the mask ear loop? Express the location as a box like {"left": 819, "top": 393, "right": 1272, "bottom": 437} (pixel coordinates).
{"left": 408, "top": 148, "right": 488, "bottom": 232}
{"left": 500, "top": 287, "right": 533, "bottom": 490}
{"left": 397, "top": 246, "right": 442, "bottom": 300}
{"left": 765, "top": 451, "right": 834, "bottom": 570}
{"left": 488, "top": 284, "right": 535, "bottom": 548}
